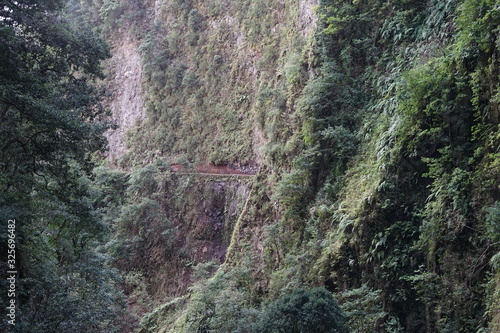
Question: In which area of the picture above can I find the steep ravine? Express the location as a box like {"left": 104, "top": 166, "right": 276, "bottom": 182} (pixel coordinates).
{"left": 102, "top": 33, "right": 258, "bottom": 317}
{"left": 100, "top": 0, "right": 318, "bottom": 329}
{"left": 96, "top": 0, "right": 500, "bottom": 332}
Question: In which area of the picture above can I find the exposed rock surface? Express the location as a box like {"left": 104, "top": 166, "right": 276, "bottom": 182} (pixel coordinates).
{"left": 105, "top": 34, "right": 145, "bottom": 163}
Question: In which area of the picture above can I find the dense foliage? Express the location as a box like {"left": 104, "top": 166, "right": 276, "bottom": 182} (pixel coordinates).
{"left": 269, "top": 0, "right": 500, "bottom": 331}
{"left": 0, "top": 0, "right": 125, "bottom": 331}
{"left": 258, "top": 287, "right": 348, "bottom": 333}
{"left": 18, "top": 0, "right": 498, "bottom": 332}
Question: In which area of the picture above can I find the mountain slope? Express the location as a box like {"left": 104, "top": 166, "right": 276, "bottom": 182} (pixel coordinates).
{"left": 90, "top": 0, "right": 500, "bottom": 331}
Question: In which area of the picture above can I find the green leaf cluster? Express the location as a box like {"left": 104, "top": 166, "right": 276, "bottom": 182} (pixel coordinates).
{"left": 0, "top": 1, "right": 126, "bottom": 331}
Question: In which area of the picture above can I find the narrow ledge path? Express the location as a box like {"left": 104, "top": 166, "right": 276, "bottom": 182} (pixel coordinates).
{"left": 170, "top": 164, "right": 258, "bottom": 177}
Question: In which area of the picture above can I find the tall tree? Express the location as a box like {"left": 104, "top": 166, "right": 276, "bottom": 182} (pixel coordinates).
{"left": 0, "top": 0, "right": 124, "bottom": 331}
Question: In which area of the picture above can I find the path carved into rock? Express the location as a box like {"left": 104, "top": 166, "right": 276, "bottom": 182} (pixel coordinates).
{"left": 171, "top": 164, "right": 257, "bottom": 176}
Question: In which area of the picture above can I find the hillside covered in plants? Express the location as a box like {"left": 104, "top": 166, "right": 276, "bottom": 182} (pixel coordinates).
{"left": 1, "top": 0, "right": 499, "bottom": 332}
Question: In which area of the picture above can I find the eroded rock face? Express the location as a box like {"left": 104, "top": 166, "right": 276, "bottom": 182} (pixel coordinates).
{"left": 116, "top": 175, "right": 250, "bottom": 300}
{"left": 101, "top": 0, "right": 318, "bottom": 328}
{"left": 105, "top": 34, "right": 145, "bottom": 163}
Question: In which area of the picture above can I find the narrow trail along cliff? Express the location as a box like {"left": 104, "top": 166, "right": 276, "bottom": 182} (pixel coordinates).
{"left": 170, "top": 164, "right": 258, "bottom": 176}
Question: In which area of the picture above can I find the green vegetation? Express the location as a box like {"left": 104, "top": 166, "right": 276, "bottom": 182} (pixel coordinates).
{"left": 258, "top": 287, "right": 348, "bottom": 333}
{"left": 110, "top": 0, "right": 315, "bottom": 169}
{"left": 0, "top": 0, "right": 125, "bottom": 331}
{"left": 101, "top": 0, "right": 500, "bottom": 331}
{"left": 266, "top": 0, "right": 500, "bottom": 331}
{"left": 140, "top": 270, "right": 347, "bottom": 333}
{"left": 3, "top": 0, "right": 499, "bottom": 332}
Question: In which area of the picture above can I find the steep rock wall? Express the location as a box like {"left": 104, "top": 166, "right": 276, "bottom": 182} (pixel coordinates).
{"left": 97, "top": 0, "right": 318, "bottom": 329}
{"left": 94, "top": 0, "right": 500, "bottom": 331}
{"left": 105, "top": 34, "right": 145, "bottom": 163}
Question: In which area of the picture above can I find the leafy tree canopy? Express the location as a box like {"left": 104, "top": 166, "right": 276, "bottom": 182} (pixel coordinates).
{"left": 258, "top": 287, "right": 348, "bottom": 333}
{"left": 0, "top": 0, "right": 123, "bottom": 332}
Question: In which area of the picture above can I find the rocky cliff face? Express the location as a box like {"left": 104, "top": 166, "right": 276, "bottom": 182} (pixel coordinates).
{"left": 95, "top": 0, "right": 500, "bottom": 332}
{"left": 105, "top": 33, "right": 145, "bottom": 163}
{"left": 102, "top": 0, "right": 318, "bottom": 169}
{"left": 98, "top": 0, "right": 318, "bottom": 327}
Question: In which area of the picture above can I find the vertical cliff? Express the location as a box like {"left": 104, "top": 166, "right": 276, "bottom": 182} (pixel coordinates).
{"left": 88, "top": 0, "right": 500, "bottom": 332}
{"left": 93, "top": 0, "right": 318, "bottom": 329}
{"left": 105, "top": 34, "right": 145, "bottom": 163}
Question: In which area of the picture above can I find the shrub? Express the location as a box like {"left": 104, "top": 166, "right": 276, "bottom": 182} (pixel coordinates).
{"left": 257, "top": 287, "right": 348, "bottom": 333}
{"left": 188, "top": 9, "right": 203, "bottom": 32}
